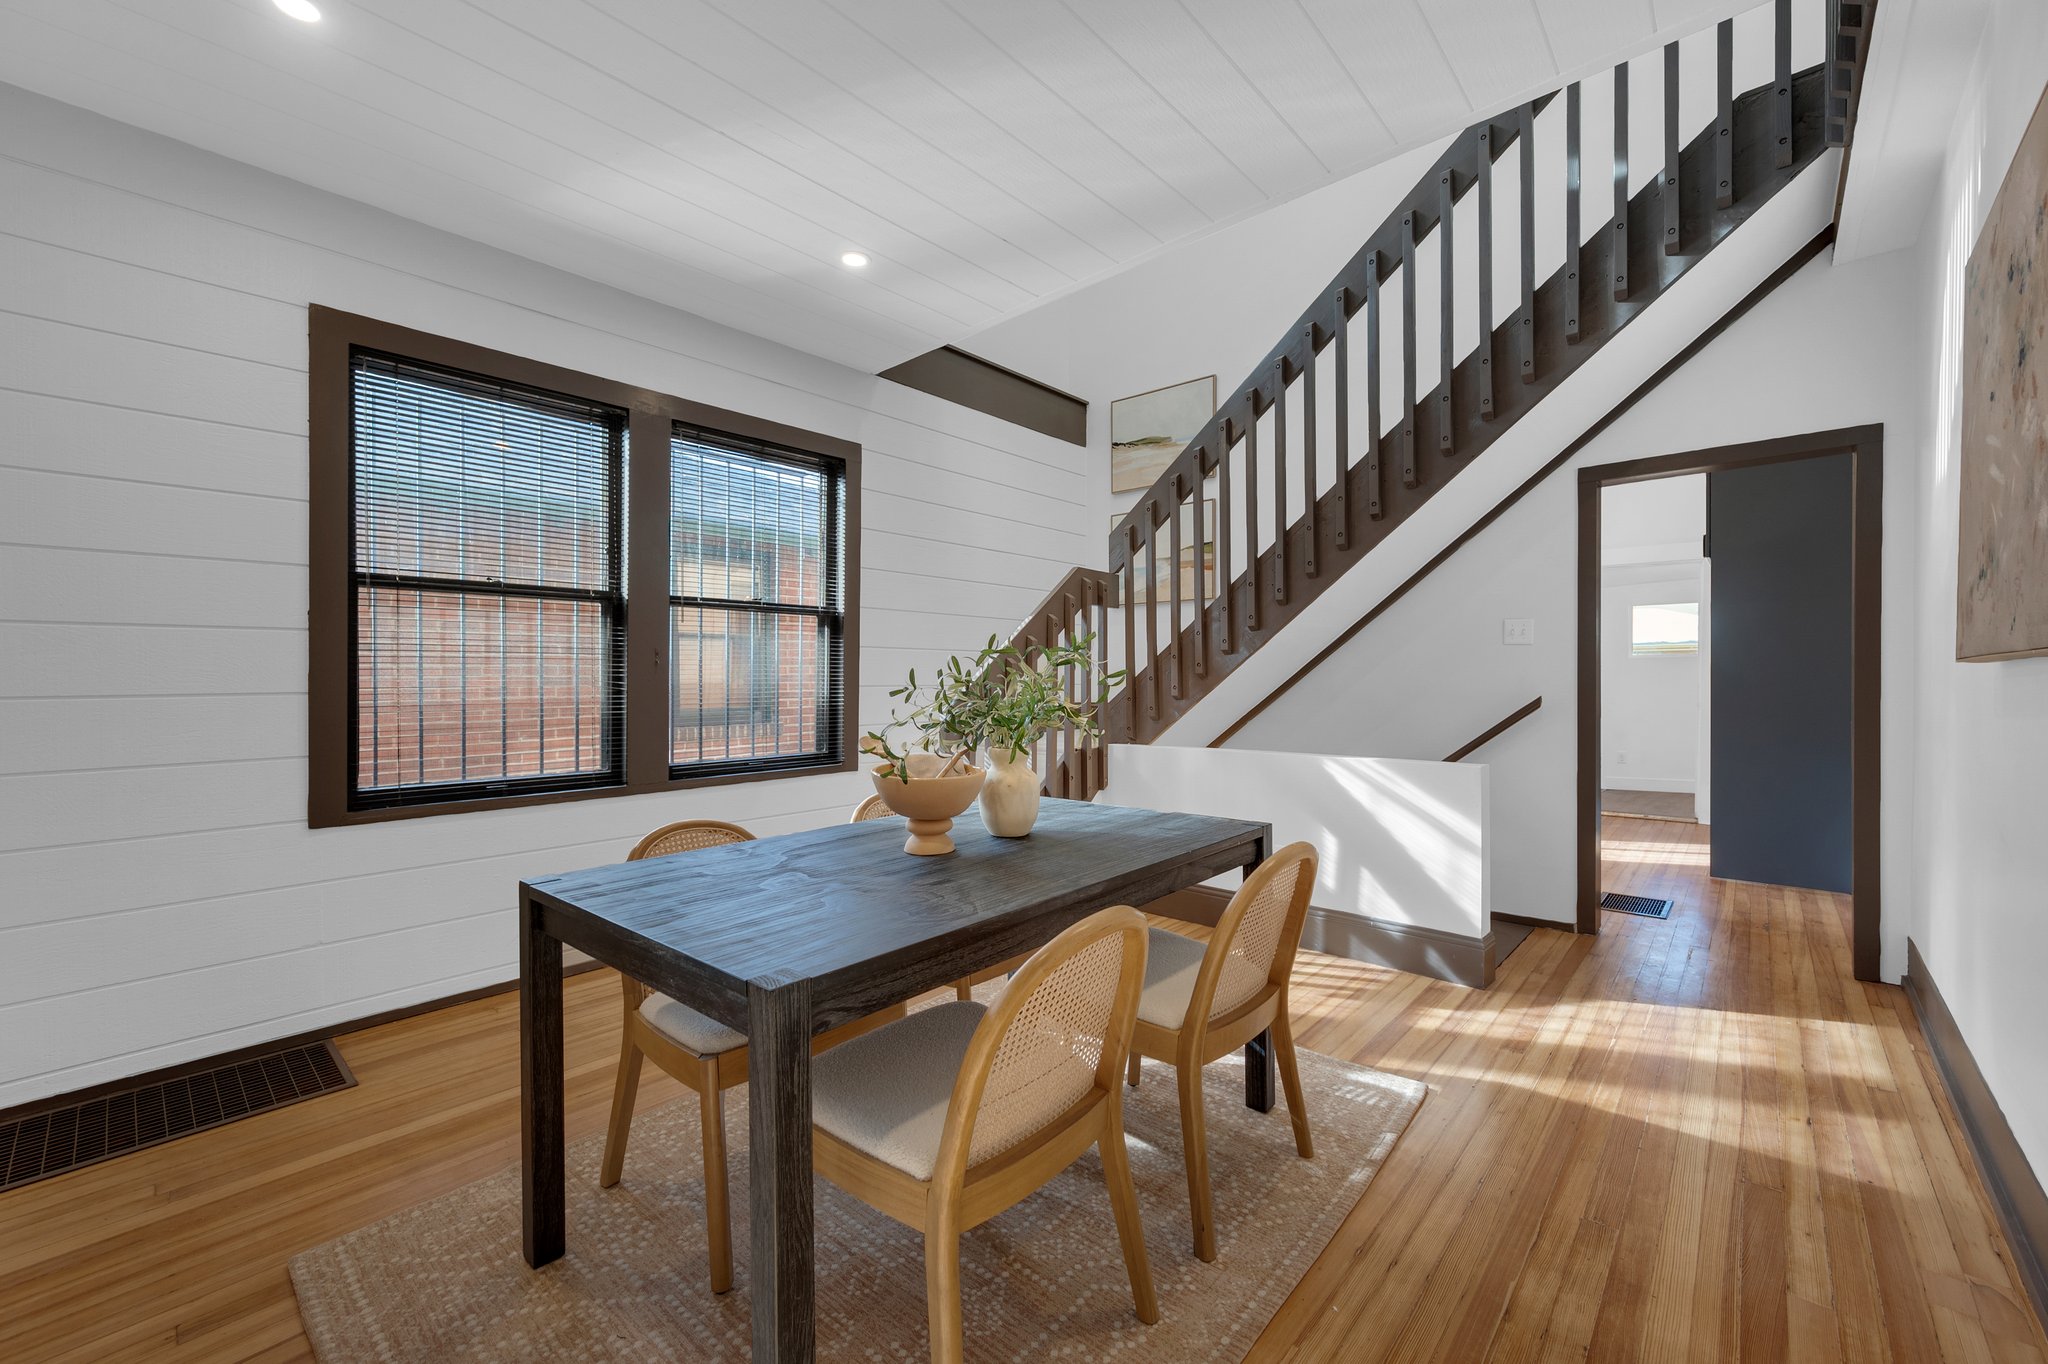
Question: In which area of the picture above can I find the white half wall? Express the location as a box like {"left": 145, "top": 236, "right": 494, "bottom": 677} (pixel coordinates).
{"left": 1098, "top": 744, "right": 1489, "bottom": 944}
{"left": 0, "top": 84, "right": 1088, "bottom": 1108}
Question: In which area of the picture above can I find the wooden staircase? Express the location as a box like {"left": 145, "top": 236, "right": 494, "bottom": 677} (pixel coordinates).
{"left": 1003, "top": 0, "right": 1869, "bottom": 803}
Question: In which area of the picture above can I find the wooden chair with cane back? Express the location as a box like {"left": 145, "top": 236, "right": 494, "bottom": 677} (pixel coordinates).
{"left": 808, "top": 905, "right": 1159, "bottom": 1364}
{"left": 598, "top": 818, "right": 906, "bottom": 1294}
{"left": 1125, "top": 841, "right": 1318, "bottom": 1261}
{"left": 849, "top": 793, "right": 894, "bottom": 823}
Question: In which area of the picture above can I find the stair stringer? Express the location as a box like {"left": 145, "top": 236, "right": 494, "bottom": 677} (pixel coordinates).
{"left": 1150, "top": 149, "right": 1842, "bottom": 752}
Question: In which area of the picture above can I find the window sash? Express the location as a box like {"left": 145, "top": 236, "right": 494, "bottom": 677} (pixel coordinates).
{"left": 667, "top": 426, "right": 846, "bottom": 779}
{"left": 668, "top": 603, "right": 839, "bottom": 775}
{"left": 345, "top": 351, "right": 627, "bottom": 811}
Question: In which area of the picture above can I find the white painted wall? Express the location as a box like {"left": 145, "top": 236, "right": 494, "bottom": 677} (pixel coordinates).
{"left": 0, "top": 85, "right": 1088, "bottom": 1109}
{"left": 1905, "top": 0, "right": 2048, "bottom": 1190}
{"left": 1601, "top": 565, "right": 1703, "bottom": 793}
{"left": 1600, "top": 476, "right": 1705, "bottom": 796}
{"left": 1227, "top": 244, "right": 1923, "bottom": 938}
{"left": 1601, "top": 473, "right": 1706, "bottom": 561}
{"left": 1098, "top": 745, "right": 1488, "bottom": 944}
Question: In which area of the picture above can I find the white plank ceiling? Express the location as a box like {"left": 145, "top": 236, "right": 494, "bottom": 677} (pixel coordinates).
{"left": 0, "top": 0, "right": 1751, "bottom": 371}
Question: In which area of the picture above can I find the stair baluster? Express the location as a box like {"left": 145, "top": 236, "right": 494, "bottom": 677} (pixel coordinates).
{"left": 1615, "top": 63, "right": 1631, "bottom": 301}
{"left": 1717, "top": 21, "right": 1736, "bottom": 208}
{"left": 1665, "top": 43, "right": 1684, "bottom": 255}
{"left": 1776, "top": 0, "right": 1795, "bottom": 168}
{"left": 1400, "top": 212, "right": 1418, "bottom": 486}
{"left": 1217, "top": 418, "right": 1235, "bottom": 653}
{"left": 1439, "top": 169, "right": 1457, "bottom": 453}
{"left": 1477, "top": 133, "right": 1497, "bottom": 412}
{"left": 1303, "top": 330, "right": 1320, "bottom": 574}
{"left": 1566, "top": 83, "right": 1583, "bottom": 342}
{"left": 1168, "top": 471, "right": 1184, "bottom": 698}
{"left": 1142, "top": 506, "right": 1159, "bottom": 719}
{"left": 1243, "top": 392, "right": 1262, "bottom": 632}
{"left": 1272, "top": 359, "right": 1289, "bottom": 600}
{"left": 1191, "top": 464, "right": 1209, "bottom": 678}
{"left": 1366, "top": 264, "right": 1383, "bottom": 519}
{"left": 1332, "top": 292, "right": 1351, "bottom": 547}
{"left": 1520, "top": 103, "right": 1538, "bottom": 383}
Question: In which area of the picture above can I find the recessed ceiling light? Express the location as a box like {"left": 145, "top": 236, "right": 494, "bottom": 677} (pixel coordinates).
{"left": 840, "top": 251, "right": 869, "bottom": 269}
{"left": 274, "top": 0, "right": 322, "bottom": 22}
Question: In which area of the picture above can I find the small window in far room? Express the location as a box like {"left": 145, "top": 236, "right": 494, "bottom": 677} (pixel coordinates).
{"left": 1631, "top": 602, "right": 1700, "bottom": 655}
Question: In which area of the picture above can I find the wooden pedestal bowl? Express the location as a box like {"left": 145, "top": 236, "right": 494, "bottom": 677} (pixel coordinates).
{"left": 868, "top": 764, "right": 986, "bottom": 855}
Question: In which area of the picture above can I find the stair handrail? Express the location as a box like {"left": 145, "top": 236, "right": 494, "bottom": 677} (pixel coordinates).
{"left": 1444, "top": 697, "right": 1544, "bottom": 763}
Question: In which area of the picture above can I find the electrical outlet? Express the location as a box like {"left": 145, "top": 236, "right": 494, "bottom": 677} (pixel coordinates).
{"left": 1617, "top": 751, "right": 1628, "bottom": 766}
{"left": 1503, "top": 618, "right": 1536, "bottom": 646}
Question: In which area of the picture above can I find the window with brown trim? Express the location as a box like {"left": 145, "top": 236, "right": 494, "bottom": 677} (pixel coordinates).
{"left": 668, "top": 426, "right": 846, "bottom": 778}
{"left": 308, "top": 308, "right": 861, "bottom": 827}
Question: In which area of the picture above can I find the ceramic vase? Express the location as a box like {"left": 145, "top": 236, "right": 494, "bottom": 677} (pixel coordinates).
{"left": 979, "top": 744, "right": 1042, "bottom": 838}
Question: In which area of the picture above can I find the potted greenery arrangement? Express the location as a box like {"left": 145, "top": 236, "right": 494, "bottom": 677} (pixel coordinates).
{"left": 864, "top": 634, "right": 1122, "bottom": 847}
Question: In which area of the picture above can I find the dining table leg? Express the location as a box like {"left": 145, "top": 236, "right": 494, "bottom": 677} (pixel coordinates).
{"left": 520, "top": 890, "right": 566, "bottom": 1268}
{"left": 749, "top": 975, "right": 816, "bottom": 1364}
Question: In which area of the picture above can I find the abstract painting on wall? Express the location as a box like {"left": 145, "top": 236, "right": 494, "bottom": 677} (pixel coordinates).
{"left": 1957, "top": 86, "right": 2048, "bottom": 661}
{"left": 1110, "top": 376, "right": 1215, "bottom": 494}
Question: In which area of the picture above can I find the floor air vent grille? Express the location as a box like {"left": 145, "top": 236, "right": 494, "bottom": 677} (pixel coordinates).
{"left": 1600, "top": 892, "right": 1674, "bottom": 919}
{"left": 0, "top": 1041, "right": 355, "bottom": 1192}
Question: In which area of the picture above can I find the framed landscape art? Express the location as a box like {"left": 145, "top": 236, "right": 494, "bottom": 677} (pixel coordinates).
{"left": 1110, "top": 376, "right": 1215, "bottom": 494}
{"left": 1956, "top": 84, "right": 2048, "bottom": 661}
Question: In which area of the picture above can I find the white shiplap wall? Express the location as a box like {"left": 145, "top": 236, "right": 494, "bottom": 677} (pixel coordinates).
{"left": 0, "top": 83, "right": 1088, "bottom": 1109}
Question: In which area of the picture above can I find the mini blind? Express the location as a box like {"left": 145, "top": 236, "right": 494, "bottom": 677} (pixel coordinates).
{"left": 349, "top": 352, "right": 626, "bottom": 808}
{"left": 669, "top": 424, "right": 845, "bottom": 776}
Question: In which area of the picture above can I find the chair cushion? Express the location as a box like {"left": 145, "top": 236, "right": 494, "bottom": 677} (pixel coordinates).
{"left": 640, "top": 992, "right": 746, "bottom": 1056}
{"left": 1137, "top": 926, "right": 1211, "bottom": 1029}
{"left": 810, "top": 1000, "right": 988, "bottom": 1181}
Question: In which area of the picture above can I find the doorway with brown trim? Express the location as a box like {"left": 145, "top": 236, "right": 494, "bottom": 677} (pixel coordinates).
{"left": 1575, "top": 425, "right": 1884, "bottom": 982}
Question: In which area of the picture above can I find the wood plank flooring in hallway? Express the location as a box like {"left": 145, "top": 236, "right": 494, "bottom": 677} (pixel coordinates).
{"left": 0, "top": 816, "right": 2041, "bottom": 1362}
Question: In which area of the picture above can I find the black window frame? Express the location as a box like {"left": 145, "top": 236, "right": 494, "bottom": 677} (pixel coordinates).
{"left": 345, "top": 350, "right": 631, "bottom": 812}
{"left": 308, "top": 307, "right": 861, "bottom": 828}
{"left": 665, "top": 425, "right": 849, "bottom": 782}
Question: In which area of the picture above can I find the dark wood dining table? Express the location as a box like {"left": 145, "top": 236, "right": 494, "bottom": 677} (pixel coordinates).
{"left": 517, "top": 796, "right": 1272, "bottom": 1363}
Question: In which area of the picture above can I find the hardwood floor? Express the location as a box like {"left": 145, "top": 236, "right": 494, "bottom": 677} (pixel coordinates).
{"left": 1, "top": 816, "right": 2042, "bottom": 1362}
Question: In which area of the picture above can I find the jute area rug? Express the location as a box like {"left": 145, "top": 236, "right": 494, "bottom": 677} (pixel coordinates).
{"left": 291, "top": 1048, "right": 1425, "bottom": 1362}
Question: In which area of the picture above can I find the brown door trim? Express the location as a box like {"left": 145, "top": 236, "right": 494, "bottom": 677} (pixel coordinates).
{"left": 1576, "top": 424, "right": 1884, "bottom": 979}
